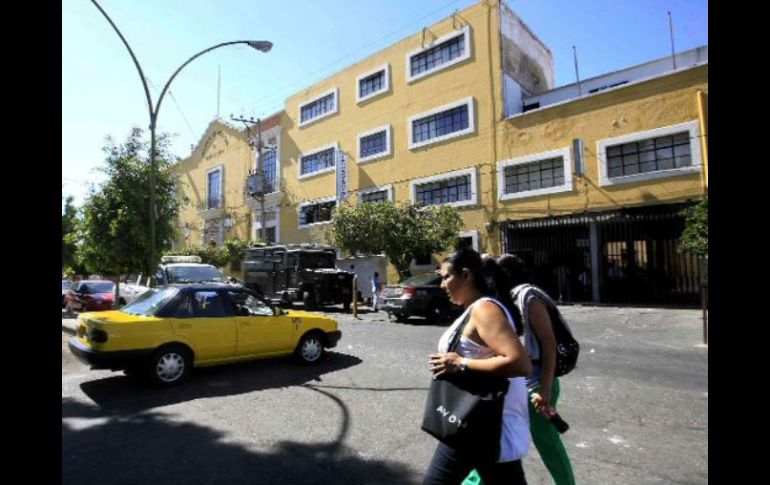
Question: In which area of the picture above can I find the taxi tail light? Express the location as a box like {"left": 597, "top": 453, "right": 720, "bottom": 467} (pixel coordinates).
{"left": 89, "top": 329, "right": 108, "bottom": 343}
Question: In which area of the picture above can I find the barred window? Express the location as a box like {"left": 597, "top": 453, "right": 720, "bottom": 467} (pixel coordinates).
{"left": 359, "top": 70, "right": 385, "bottom": 99}
{"left": 504, "top": 157, "right": 565, "bottom": 194}
{"left": 261, "top": 150, "right": 277, "bottom": 193}
{"left": 300, "top": 147, "right": 335, "bottom": 176}
{"left": 299, "top": 200, "right": 336, "bottom": 226}
{"left": 413, "top": 105, "right": 469, "bottom": 144}
{"left": 606, "top": 132, "right": 691, "bottom": 178}
{"left": 415, "top": 175, "right": 471, "bottom": 206}
{"left": 410, "top": 34, "right": 465, "bottom": 77}
{"left": 360, "top": 130, "right": 387, "bottom": 159}
{"left": 360, "top": 190, "right": 388, "bottom": 203}
{"left": 300, "top": 92, "right": 336, "bottom": 124}
{"left": 207, "top": 169, "right": 221, "bottom": 209}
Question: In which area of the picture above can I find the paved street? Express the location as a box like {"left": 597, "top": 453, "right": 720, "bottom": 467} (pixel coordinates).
{"left": 62, "top": 304, "right": 707, "bottom": 485}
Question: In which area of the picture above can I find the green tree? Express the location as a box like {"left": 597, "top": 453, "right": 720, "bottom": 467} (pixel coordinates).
{"left": 332, "top": 201, "right": 462, "bottom": 278}
{"left": 679, "top": 193, "right": 708, "bottom": 257}
{"left": 62, "top": 195, "right": 80, "bottom": 271}
{"left": 78, "top": 127, "right": 187, "bottom": 281}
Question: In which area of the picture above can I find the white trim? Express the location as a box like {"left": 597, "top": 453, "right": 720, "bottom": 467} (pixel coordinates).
{"left": 458, "top": 230, "right": 479, "bottom": 252}
{"left": 298, "top": 142, "right": 339, "bottom": 180}
{"left": 408, "top": 97, "right": 475, "bottom": 150}
{"left": 406, "top": 25, "right": 472, "bottom": 83}
{"left": 298, "top": 87, "right": 339, "bottom": 128}
{"left": 252, "top": 206, "right": 281, "bottom": 242}
{"left": 356, "top": 125, "right": 392, "bottom": 163}
{"left": 358, "top": 184, "right": 394, "bottom": 203}
{"left": 205, "top": 164, "right": 224, "bottom": 209}
{"left": 497, "top": 147, "right": 574, "bottom": 201}
{"left": 597, "top": 120, "right": 702, "bottom": 187}
{"left": 410, "top": 167, "right": 478, "bottom": 208}
{"left": 297, "top": 196, "right": 337, "bottom": 229}
{"left": 356, "top": 63, "right": 390, "bottom": 104}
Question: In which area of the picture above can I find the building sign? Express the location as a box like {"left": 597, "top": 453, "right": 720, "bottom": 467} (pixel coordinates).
{"left": 336, "top": 150, "right": 348, "bottom": 201}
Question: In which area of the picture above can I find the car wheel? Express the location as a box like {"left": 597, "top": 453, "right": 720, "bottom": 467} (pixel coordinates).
{"left": 295, "top": 332, "right": 325, "bottom": 364}
{"left": 343, "top": 300, "right": 351, "bottom": 312}
{"left": 395, "top": 313, "right": 408, "bottom": 323}
{"left": 148, "top": 345, "right": 192, "bottom": 386}
{"left": 302, "top": 291, "right": 316, "bottom": 310}
{"left": 118, "top": 298, "right": 127, "bottom": 308}
{"left": 425, "top": 301, "right": 449, "bottom": 324}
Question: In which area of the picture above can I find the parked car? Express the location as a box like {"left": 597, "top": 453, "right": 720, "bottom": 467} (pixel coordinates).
{"left": 67, "top": 284, "right": 342, "bottom": 386}
{"left": 243, "top": 244, "right": 354, "bottom": 311}
{"left": 65, "top": 280, "right": 116, "bottom": 313}
{"left": 155, "top": 255, "right": 240, "bottom": 287}
{"left": 381, "top": 273, "right": 462, "bottom": 323}
{"left": 62, "top": 279, "right": 72, "bottom": 307}
{"left": 118, "top": 274, "right": 150, "bottom": 307}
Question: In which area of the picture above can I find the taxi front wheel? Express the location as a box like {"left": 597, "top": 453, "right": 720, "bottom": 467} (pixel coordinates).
{"left": 295, "top": 332, "right": 325, "bottom": 364}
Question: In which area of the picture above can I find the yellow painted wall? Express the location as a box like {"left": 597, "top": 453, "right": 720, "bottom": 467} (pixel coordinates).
{"left": 494, "top": 64, "right": 708, "bottom": 228}
{"left": 174, "top": 121, "right": 253, "bottom": 247}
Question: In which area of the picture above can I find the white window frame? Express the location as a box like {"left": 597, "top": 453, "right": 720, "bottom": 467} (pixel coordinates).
{"left": 298, "top": 142, "right": 338, "bottom": 180}
{"left": 410, "top": 167, "right": 478, "bottom": 209}
{"left": 298, "top": 87, "right": 339, "bottom": 128}
{"left": 458, "top": 230, "right": 479, "bottom": 252}
{"left": 356, "top": 63, "right": 390, "bottom": 104}
{"left": 358, "top": 184, "right": 394, "bottom": 204}
{"left": 252, "top": 206, "right": 281, "bottom": 243}
{"left": 406, "top": 25, "right": 472, "bottom": 83}
{"left": 256, "top": 127, "right": 281, "bottom": 194}
{"left": 408, "top": 97, "right": 475, "bottom": 150}
{"left": 356, "top": 125, "right": 392, "bottom": 163}
{"left": 597, "top": 120, "right": 702, "bottom": 187}
{"left": 297, "top": 196, "right": 336, "bottom": 229}
{"left": 497, "top": 147, "right": 573, "bottom": 201}
{"left": 206, "top": 164, "right": 224, "bottom": 209}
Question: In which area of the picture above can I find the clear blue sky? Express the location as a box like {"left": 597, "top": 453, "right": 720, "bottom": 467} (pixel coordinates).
{"left": 62, "top": 0, "right": 708, "bottom": 207}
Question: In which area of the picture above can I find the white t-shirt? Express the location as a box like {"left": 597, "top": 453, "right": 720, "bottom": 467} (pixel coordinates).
{"left": 437, "top": 297, "right": 531, "bottom": 463}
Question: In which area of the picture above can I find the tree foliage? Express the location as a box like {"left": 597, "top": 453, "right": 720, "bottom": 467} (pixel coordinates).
{"left": 332, "top": 201, "right": 462, "bottom": 277}
{"left": 62, "top": 195, "right": 80, "bottom": 271}
{"left": 78, "top": 128, "right": 187, "bottom": 276}
{"left": 163, "top": 238, "right": 262, "bottom": 270}
{"left": 679, "top": 193, "right": 708, "bottom": 257}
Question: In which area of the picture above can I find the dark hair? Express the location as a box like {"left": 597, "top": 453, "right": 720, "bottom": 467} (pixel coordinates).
{"left": 443, "top": 248, "right": 490, "bottom": 295}
{"left": 445, "top": 249, "right": 523, "bottom": 334}
{"left": 497, "top": 253, "right": 526, "bottom": 288}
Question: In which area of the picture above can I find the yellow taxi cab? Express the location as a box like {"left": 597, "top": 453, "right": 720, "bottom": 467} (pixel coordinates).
{"left": 68, "top": 283, "right": 341, "bottom": 386}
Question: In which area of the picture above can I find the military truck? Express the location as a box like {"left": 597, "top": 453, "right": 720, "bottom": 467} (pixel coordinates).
{"left": 242, "top": 244, "right": 354, "bottom": 311}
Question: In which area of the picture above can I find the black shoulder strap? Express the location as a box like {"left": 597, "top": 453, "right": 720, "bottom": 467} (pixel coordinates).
{"left": 447, "top": 309, "right": 472, "bottom": 352}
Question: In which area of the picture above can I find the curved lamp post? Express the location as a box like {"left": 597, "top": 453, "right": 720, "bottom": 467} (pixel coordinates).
{"left": 91, "top": 0, "right": 272, "bottom": 273}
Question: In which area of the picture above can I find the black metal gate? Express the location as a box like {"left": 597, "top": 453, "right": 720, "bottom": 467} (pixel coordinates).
{"left": 501, "top": 202, "right": 702, "bottom": 307}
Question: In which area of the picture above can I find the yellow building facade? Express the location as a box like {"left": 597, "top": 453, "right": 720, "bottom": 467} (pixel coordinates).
{"left": 174, "top": 0, "right": 707, "bottom": 305}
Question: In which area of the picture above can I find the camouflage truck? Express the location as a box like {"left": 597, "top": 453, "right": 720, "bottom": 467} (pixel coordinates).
{"left": 243, "top": 244, "right": 354, "bottom": 311}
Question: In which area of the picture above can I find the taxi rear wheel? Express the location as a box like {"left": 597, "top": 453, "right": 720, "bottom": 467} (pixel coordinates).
{"left": 295, "top": 332, "right": 325, "bottom": 364}
{"left": 148, "top": 345, "right": 192, "bottom": 386}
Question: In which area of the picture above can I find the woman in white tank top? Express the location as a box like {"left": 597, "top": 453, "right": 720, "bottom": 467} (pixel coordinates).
{"left": 423, "top": 248, "right": 532, "bottom": 485}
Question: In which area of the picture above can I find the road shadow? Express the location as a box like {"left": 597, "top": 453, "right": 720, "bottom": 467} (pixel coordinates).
{"left": 63, "top": 387, "right": 417, "bottom": 485}
{"left": 79, "top": 352, "right": 362, "bottom": 414}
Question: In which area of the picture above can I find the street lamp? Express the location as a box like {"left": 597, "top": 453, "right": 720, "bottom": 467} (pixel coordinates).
{"left": 91, "top": 0, "right": 272, "bottom": 274}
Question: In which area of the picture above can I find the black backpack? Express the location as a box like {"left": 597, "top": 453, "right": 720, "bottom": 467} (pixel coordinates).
{"left": 511, "top": 284, "right": 580, "bottom": 377}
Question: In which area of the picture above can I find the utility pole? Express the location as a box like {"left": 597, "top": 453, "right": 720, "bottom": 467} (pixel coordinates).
{"left": 232, "top": 115, "right": 266, "bottom": 242}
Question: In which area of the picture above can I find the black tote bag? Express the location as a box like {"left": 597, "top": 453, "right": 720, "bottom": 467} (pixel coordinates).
{"left": 420, "top": 312, "right": 510, "bottom": 463}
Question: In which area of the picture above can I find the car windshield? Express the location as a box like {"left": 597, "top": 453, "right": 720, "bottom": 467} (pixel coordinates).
{"left": 82, "top": 282, "right": 115, "bottom": 294}
{"left": 166, "top": 265, "right": 227, "bottom": 283}
{"left": 122, "top": 287, "right": 180, "bottom": 316}
{"left": 402, "top": 273, "right": 441, "bottom": 286}
{"left": 298, "top": 252, "right": 336, "bottom": 269}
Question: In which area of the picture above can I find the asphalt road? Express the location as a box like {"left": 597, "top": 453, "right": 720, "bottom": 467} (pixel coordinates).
{"left": 62, "top": 304, "right": 707, "bottom": 485}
